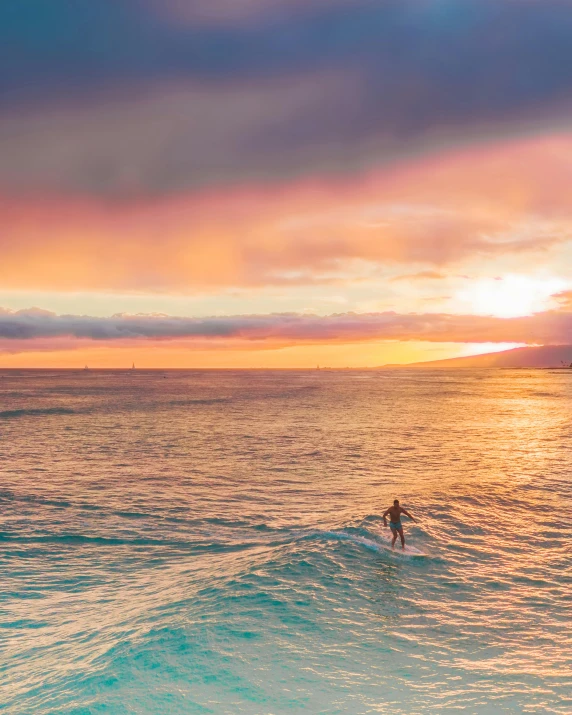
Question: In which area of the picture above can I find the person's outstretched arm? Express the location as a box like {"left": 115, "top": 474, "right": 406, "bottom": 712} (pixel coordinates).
{"left": 401, "top": 508, "right": 417, "bottom": 523}
{"left": 382, "top": 508, "right": 391, "bottom": 527}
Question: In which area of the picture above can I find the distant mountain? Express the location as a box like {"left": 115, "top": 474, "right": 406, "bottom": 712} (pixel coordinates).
{"left": 387, "top": 345, "right": 572, "bottom": 368}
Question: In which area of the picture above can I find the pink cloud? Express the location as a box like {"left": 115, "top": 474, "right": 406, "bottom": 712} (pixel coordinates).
{"left": 154, "top": 0, "right": 342, "bottom": 26}
{"left": 2, "top": 134, "right": 572, "bottom": 293}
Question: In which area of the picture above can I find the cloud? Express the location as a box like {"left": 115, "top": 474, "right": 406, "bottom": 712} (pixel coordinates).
{"left": 2, "top": 134, "right": 571, "bottom": 293}
{"left": 2, "top": 1, "right": 572, "bottom": 194}
{"left": 155, "top": 0, "right": 343, "bottom": 26}
{"left": 389, "top": 271, "right": 451, "bottom": 283}
{"left": 0, "top": 72, "right": 364, "bottom": 196}
{"left": 553, "top": 290, "right": 572, "bottom": 308}
{"left": 1, "top": 306, "right": 570, "bottom": 351}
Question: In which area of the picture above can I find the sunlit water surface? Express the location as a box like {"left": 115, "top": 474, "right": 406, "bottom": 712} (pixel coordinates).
{"left": 0, "top": 369, "right": 570, "bottom": 714}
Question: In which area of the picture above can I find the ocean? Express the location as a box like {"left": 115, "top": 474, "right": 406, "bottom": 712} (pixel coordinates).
{"left": 0, "top": 369, "right": 570, "bottom": 714}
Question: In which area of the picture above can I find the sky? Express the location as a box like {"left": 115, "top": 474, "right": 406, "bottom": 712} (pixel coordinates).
{"left": 2, "top": 0, "right": 572, "bottom": 367}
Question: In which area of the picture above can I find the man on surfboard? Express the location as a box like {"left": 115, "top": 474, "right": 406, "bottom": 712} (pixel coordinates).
{"left": 383, "top": 499, "right": 417, "bottom": 550}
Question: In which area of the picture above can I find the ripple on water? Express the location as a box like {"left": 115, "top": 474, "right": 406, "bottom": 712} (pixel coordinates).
{"left": 0, "top": 369, "right": 570, "bottom": 714}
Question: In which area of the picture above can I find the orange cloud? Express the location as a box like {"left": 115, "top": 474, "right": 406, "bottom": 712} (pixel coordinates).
{"left": 553, "top": 290, "right": 572, "bottom": 308}
{"left": 2, "top": 133, "right": 572, "bottom": 292}
{"left": 389, "top": 270, "right": 450, "bottom": 282}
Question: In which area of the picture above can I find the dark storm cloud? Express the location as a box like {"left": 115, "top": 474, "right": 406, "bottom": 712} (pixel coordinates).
{"left": 3, "top": 1, "right": 572, "bottom": 100}
{"left": 2, "top": 1, "right": 572, "bottom": 193}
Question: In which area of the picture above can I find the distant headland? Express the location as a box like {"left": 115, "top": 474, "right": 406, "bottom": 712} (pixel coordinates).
{"left": 384, "top": 345, "right": 572, "bottom": 369}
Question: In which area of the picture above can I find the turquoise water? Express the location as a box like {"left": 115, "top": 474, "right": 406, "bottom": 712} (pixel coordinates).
{"left": 1, "top": 369, "right": 570, "bottom": 713}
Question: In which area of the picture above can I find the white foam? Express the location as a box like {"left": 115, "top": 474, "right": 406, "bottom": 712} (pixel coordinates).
{"left": 323, "top": 530, "right": 427, "bottom": 558}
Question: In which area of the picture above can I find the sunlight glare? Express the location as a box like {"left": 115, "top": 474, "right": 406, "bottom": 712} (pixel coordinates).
{"left": 457, "top": 275, "right": 567, "bottom": 318}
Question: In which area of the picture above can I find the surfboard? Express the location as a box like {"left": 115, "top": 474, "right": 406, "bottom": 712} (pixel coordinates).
{"left": 375, "top": 529, "right": 427, "bottom": 557}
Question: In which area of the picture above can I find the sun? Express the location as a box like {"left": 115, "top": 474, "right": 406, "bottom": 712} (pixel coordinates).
{"left": 457, "top": 275, "right": 567, "bottom": 318}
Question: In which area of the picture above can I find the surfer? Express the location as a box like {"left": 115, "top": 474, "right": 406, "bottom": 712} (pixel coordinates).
{"left": 382, "top": 499, "right": 417, "bottom": 550}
